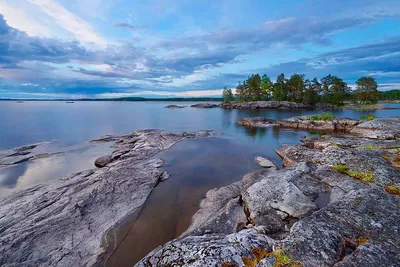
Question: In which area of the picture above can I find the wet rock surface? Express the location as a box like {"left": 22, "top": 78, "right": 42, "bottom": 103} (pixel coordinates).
{"left": 0, "top": 130, "right": 214, "bottom": 267}
{"left": 0, "top": 142, "right": 53, "bottom": 167}
{"left": 138, "top": 122, "right": 400, "bottom": 266}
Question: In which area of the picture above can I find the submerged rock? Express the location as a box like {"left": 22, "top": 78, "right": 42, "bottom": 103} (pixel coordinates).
{"left": 164, "top": 104, "right": 186, "bottom": 108}
{"left": 0, "top": 130, "right": 213, "bottom": 267}
{"left": 191, "top": 103, "right": 219, "bottom": 108}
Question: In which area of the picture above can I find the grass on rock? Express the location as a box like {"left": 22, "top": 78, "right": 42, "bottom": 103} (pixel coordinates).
{"left": 384, "top": 185, "right": 400, "bottom": 196}
{"left": 360, "top": 114, "right": 376, "bottom": 121}
{"left": 241, "top": 248, "right": 303, "bottom": 267}
{"left": 309, "top": 112, "right": 335, "bottom": 121}
{"left": 332, "top": 165, "right": 375, "bottom": 184}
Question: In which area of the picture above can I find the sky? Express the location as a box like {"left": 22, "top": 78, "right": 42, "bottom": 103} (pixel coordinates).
{"left": 0, "top": 0, "right": 399, "bottom": 99}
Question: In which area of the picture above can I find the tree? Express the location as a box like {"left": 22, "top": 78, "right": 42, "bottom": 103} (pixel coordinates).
{"left": 355, "top": 76, "right": 378, "bottom": 104}
{"left": 235, "top": 81, "right": 250, "bottom": 102}
{"left": 260, "top": 74, "right": 273, "bottom": 100}
{"left": 222, "top": 87, "right": 234, "bottom": 103}
{"left": 379, "top": 90, "right": 400, "bottom": 100}
{"left": 320, "top": 74, "right": 349, "bottom": 105}
{"left": 287, "top": 74, "right": 306, "bottom": 102}
{"left": 273, "top": 73, "right": 288, "bottom": 101}
{"left": 247, "top": 74, "right": 262, "bottom": 101}
{"left": 303, "top": 78, "right": 319, "bottom": 105}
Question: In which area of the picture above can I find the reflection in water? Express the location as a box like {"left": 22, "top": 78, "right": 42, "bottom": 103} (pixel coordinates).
{"left": 105, "top": 137, "right": 261, "bottom": 266}
{"left": 0, "top": 142, "right": 112, "bottom": 197}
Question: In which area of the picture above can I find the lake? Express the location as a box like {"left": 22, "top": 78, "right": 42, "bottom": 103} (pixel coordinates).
{"left": 0, "top": 101, "right": 399, "bottom": 265}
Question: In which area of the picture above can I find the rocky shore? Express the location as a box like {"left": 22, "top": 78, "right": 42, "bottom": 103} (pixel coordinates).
{"left": 220, "top": 101, "right": 312, "bottom": 110}
{"left": 137, "top": 117, "right": 400, "bottom": 267}
{"left": 189, "top": 101, "right": 335, "bottom": 110}
{"left": 238, "top": 116, "right": 400, "bottom": 138}
{"left": 0, "top": 129, "right": 215, "bottom": 266}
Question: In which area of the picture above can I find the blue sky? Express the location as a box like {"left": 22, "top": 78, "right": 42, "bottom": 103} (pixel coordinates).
{"left": 0, "top": 0, "right": 399, "bottom": 99}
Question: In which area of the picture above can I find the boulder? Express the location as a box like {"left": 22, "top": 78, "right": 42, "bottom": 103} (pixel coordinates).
{"left": 255, "top": 156, "right": 276, "bottom": 169}
{"left": 94, "top": 154, "right": 113, "bottom": 168}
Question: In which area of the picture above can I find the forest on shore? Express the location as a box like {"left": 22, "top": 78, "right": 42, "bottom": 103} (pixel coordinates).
{"left": 222, "top": 73, "right": 399, "bottom": 105}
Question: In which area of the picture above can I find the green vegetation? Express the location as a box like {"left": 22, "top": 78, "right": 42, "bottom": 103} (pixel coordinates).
{"left": 332, "top": 165, "right": 375, "bottom": 183}
{"left": 240, "top": 248, "right": 303, "bottom": 267}
{"left": 226, "top": 73, "right": 386, "bottom": 106}
{"left": 333, "top": 164, "right": 348, "bottom": 173}
{"left": 363, "top": 145, "right": 376, "bottom": 150}
{"left": 348, "top": 170, "right": 375, "bottom": 183}
{"left": 222, "top": 87, "right": 234, "bottom": 103}
{"left": 233, "top": 73, "right": 352, "bottom": 106}
{"left": 355, "top": 76, "right": 379, "bottom": 104}
{"left": 384, "top": 185, "right": 400, "bottom": 196}
{"left": 360, "top": 114, "right": 376, "bottom": 121}
{"left": 379, "top": 89, "right": 400, "bottom": 101}
{"left": 309, "top": 112, "right": 335, "bottom": 121}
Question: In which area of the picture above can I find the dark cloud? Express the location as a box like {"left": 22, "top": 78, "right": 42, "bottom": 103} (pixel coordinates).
{"left": 112, "top": 22, "right": 154, "bottom": 31}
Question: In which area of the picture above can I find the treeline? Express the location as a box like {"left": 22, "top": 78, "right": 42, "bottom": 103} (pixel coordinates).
{"left": 222, "top": 73, "right": 380, "bottom": 105}
{"left": 379, "top": 90, "right": 400, "bottom": 100}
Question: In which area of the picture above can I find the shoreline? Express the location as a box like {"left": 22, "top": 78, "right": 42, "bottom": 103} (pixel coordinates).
{"left": 137, "top": 116, "right": 400, "bottom": 266}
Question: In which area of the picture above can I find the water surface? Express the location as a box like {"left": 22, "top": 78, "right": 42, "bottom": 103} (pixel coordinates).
{"left": 0, "top": 101, "right": 398, "bottom": 265}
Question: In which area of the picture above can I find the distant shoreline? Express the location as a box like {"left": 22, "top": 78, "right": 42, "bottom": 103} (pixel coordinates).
{"left": 0, "top": 97, "right": 222, "bottom": 102}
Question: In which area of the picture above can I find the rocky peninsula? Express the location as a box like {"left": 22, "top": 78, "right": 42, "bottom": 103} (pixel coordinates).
{"left": 137, "top": 116, "right": 400, "bottom": 267}
{"left": 0, "top": 129, "right": 215, "bottom": 266}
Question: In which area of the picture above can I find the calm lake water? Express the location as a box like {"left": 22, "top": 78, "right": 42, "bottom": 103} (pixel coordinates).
{"left": 0, "top": 101, "right": 399, "bottom": 265}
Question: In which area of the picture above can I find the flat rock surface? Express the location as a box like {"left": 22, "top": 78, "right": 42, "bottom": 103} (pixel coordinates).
{"left": 0, "top": 130, "right": 214, "bottom": 267}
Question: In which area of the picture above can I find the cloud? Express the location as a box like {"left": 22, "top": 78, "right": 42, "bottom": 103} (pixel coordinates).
{"left": 113, "top": 22, "right": 153, "bottom": 31}
{"left": 249, "top": 37, "right": 400, "bottom": 88}
{"left": 27, "top": 0, "right": 106, "bottom": 45}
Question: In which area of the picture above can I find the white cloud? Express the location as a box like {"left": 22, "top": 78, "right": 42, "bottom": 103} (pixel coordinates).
{"left": 0, "top": 1, "right": 51, "bottom": 36}
{"left": 27, "top": 0, "right": 106, "bottom": 45}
